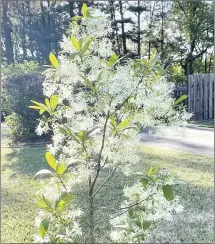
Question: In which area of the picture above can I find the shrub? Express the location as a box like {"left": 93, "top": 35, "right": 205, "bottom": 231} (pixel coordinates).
{"left": 30, "top": 4, "right": 191, "bottom": 243}
{"left": 2, "top": 62, "right": 46, "bottom": 141}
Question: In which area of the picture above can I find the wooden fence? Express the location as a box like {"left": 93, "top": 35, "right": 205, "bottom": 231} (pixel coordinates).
{"left": 174, "top": 73, "right": 214, "bottom": 121}
{"left": 188, "top": 73, "right": 214, "bottom": 121}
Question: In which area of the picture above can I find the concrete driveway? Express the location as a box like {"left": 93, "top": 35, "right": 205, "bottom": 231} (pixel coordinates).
{"left": 140, "top": 124, "right": 214, "bottom": 157}
{"left": 1, "top": 122, "right": 214, "bottom": 156}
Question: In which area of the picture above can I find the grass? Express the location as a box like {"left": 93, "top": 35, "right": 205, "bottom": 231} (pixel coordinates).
{"left": 193, "top": 120, "right": 214, "bottom": 128}
{"left": 1, "top": 147, "right": 46, "bottom": 243}
{"left": 198, "top": 123, "right": 214, "bottom": 128}
{"left": 1, "top": 145, "right": 214, "bottom": 243}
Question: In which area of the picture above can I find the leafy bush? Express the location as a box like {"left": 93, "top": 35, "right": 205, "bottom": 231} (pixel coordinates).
{"left": 30, "top": 4, "right": 191, "bottom": 243}
{"left": 2, "top": 62, "right": 46, "bottom": 141}
{"left": 166, "top": 64, "right": 186, "bottom": 83}
{"left": 5, "top": 112, "right": 33, "bottom": 140}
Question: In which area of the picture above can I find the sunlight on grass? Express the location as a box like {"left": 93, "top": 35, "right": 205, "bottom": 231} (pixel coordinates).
{"left": 1, "top": 146, "right": 214, "bottom": 243}
{"left": 1, "top": 147, "right": 45, "bottom": 243}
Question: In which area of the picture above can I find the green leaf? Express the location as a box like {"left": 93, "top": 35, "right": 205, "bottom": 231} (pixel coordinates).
{"left": 152, "top": 165, "right": 160, "bottom": 175}
{"left": 56, "top": 163, "right": 67, "bottom": 175}
{"left": 134, "top": 218, "right": 142, "bottom": 228}
{"left": 30, "top": 100, "right": 47, "bottom": 110}
{"left": 147, "top": 166, "right": 153, "bottom": 177}
{"left": 80, "top": 75, "right": 94, "bottom": 89}
{"left": 28, "top": 105, "right": 41, "bottom": 110}
{"left": 173, "top": 94, "right": 188, "bottom": 107}
{"left": 39, "top": 109, "right": 46, "bottom": 115}
{"left": 119, "top": 118, "right": 131, "bottom": 130}
{"left": 82, "top": 3, "right": 88, "bottom": 18}
{"left": 69, "top": 52, "right": 79, "bottom": 59}
{"left": 128, "top": 208, "right": 134, "bottom": 218}
{"left": 97, "top": 71, "right": 103, "bottom": 82}
{"left": 132, "top": 231, "right": 146, "bottom": 240}
{"left": 172, "top": 180, "right": 186, "bottom": 185}
{"left": 55, "top": 192, "right": 73, "bottom": 213}
{"left": 36, "top": 195, "right": 52, "bottom": 210}
{"left": 77, "top": 130, "right": 88, "bottom": 141}
{"left": 71, "top": 36, "right": 80, "bottom": 51}
{"left": 33, "top": 169, "right": 53, "bottom": 179}
{"left": 141, "top": 220, "right": 151, "bottom": 230}
{"left": 45, "top": 152, "right": 57, "bottom": 171}
{"left": 82, "top": 37, "right": 94, "bottom": 55}
{"left": 39, "top": 218, "right": 50, "bottom": 239}
{"left": 108, "top": 53, "right": 119, "bottom": 66}
{"left": 49, "top": 52, "right": 59, "bottom": 69}
{"left": 162, "top": 184, "right": 174, "bottom": 201}
{"left": 140, "top": 177, "right": 150, "bottom": 187}
{"left": 71, "top": 16, "right": 82, "bottom": 21}
{"left": 45, "top": 98, "right": 51, "bottom": 109}
{"left": 59, "top": 126, "right": 80, "bottom": 143}
{"left": 30, "top": 100, "right": 50, "bottom": 114}
{"left": 50, "top": 95, "right": 59, "bottom": 110}
{"left": 109, "top": 115, "right": 117, "bottom": 127}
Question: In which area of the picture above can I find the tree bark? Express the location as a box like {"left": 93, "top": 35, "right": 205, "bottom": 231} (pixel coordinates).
{"left": 2, "top": 0, "right": 14, "bottom": 64}
{"left": 137, "top": 0, "right": 141, "bottom": 57}
{"left": 119, "top": 0, "right": 127, "bottom": 54}
{"left": 21, "top": 2, "right": 27, "bottom": 60}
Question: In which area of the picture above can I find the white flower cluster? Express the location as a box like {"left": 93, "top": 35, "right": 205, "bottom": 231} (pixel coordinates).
{"left": 34, "top": 4, "right": 190, "bottom": 243}
{"left": 110, "top": 177, "right": 184, "bottom": 243}
{"left": 34, "top": 180, "right": 83, "bottom": 243}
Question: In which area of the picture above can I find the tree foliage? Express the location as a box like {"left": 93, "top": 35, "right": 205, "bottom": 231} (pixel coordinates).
{"left": 1, "top": 0, "right": 213, "bottom": 78}
{"left": 30, "top": 4, "right": 191, "bottom": 243}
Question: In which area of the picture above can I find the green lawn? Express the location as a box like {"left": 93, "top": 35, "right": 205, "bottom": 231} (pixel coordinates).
{"left": 1, "top": 147, "right": 46, "bottom": 243}
{"left": 1, "top": 146, "right": 214, "bottom": 243}
{"left": 189, "top": 120, "right": 214, "bottom": 128}
{"left": 198, "top": 123, "right": 214, "bottom": 128}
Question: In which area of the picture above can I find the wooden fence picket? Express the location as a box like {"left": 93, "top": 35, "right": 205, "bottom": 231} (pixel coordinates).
{"left": 175, "top": 73, "right": 214, "bottom": 121}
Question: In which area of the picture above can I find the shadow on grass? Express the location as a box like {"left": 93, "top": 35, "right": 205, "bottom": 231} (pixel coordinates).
{"left": 68, "top": 161, "right": 213, "bottom": 243}
{"left": 1, "top": 145, "right": 214, "bottom": 243}
{"left": 137, "top": 145, "right": 213, "bottom": 174}
{"left": 3, "top": 147, "right": 46, "bottom": 176}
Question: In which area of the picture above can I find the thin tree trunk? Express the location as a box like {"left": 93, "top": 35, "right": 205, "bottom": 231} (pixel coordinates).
{"left": 2, "top": 0, "right": 14, "bottom": 64}
{"left": 137, "top": 0, "right": 141, "bottom": 57}
{"left": 112, "top": 2, "right": 121, "bottom": 55}
{"left": 208, "top": 52, "right": 213, "bottom": 73}
{"left": 21, "top": 2, "right": 27, "bottom": 60}
{"left": 161, "top": 0, "right": 164, "bottom": 59}
{"left": 68, "top": 1, "right": 74, "bottom": 18}
{"left": 119, "top": 0, "right": 127, "bottom": 54}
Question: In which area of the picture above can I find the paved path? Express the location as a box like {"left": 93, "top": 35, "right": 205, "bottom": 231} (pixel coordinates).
{"left": 1, "top": 123, "right": 214, "bottom": 156}
{"left": 140, "top": 124, "right": 214, "bottom": 157}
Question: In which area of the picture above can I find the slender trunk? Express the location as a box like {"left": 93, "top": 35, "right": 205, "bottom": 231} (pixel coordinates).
{"left": 148, "top": 40, "right": 151, "bottom": 60}
{"left": 208, "top": 52, "right": 213, "bottom": 73}
{"left": 2, "top": 0, "right": 14, "bottom": 64}
{"left": 68, "top": 1, "right": 74, "bottom": 18}
{"left": 21, "top": 2, "right": 27, "bottom": 60}
{"left": 205, "top": 28, "right": 209, "bottom": 73}
{"left": 113, "top": 3, "right": 121, "bottom": 55}
{"left": 148, "top": 3, "right": 152, "bottom": 60}
{"left": 40, "top": 0, "right": 50, "bottom": 63}
{"left": 87, "top": 111, "right": 110, "bottom": 243}
{"left": 205, "top": 54, "right": 207, "bottom": 74}
{"left": 88, "top": 176, "right": 94, "bottom": 243}
{"left": 119, "top": 0, "right": 127, "bottom": 54}
{"left": 161, "top": 0, "right": 164, "bottom": 59}
{"left": 137, "top": 0, "right": 141, "bottom": 57}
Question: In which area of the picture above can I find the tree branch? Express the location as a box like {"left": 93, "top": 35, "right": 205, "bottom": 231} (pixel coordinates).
{"left": 89, "top": 110, "right": 110, "bottom": 197}
{"left": 94, "top": 193, "right": 156, "bottom": 226}
{"left": 93, "top": 164, "right": 119, "bottom": 198}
